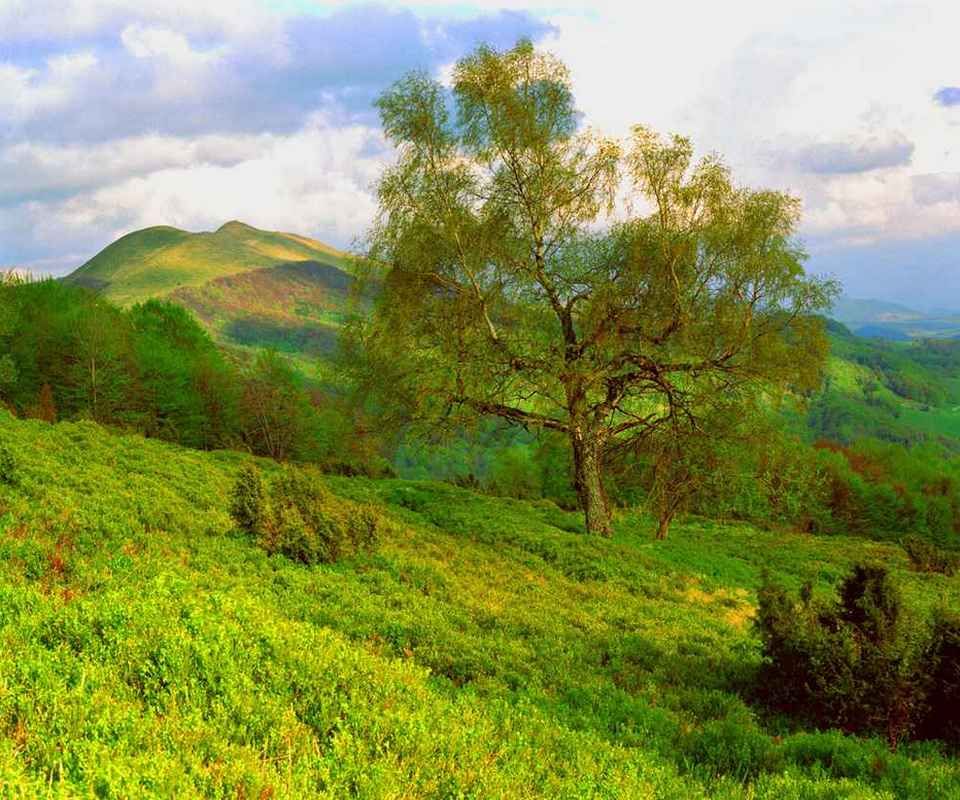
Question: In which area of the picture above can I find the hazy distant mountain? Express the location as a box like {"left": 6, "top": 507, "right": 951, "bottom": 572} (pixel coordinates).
{"left": 829, "top": 295, "right": 960, "bottom": 339}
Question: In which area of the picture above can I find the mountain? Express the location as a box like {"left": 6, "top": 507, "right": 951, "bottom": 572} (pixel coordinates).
{"left": 830, "top": 295, "right": 960, "bottom": 340}
{"left": 66, "top": 221, "right": 350, "bottom": 307}
{"left": 829, "top": 296, "right": 924, "bottom": 326}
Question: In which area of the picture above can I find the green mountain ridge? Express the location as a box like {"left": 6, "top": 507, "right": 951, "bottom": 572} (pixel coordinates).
{"left": 66, "top": 221, "right": 350, "bottom": 307}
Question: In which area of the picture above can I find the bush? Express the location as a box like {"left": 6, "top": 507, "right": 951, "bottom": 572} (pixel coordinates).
{"left": 780, "top": 730, "right": 875, "bottom": 780}
{"left": 756, "top": 563, "right": 928, "bottom": 747}
{"left": 920, "top": 611, "right": 960, "bottom": 745}
{"left": 231, "top": 464, "right": 380, "bottom": 564}
{"left": 903, "top": 535, "right": 958, "bottom": 576}
{"left": 683, "top": 718, "right": 781, "bottom": 781}
{"left": 229, "top": 462, "right": 265, "bottom": 535}
{"left": 0, "top": 441, "right": 16, "bottom": 485}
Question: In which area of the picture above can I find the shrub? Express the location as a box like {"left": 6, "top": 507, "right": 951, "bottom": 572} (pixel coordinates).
{"left": 232, "top": 465, "right": 380, "bottom": 564}
{"left": 756, "top": 563, "right": 928, "bottom": 747}
{"left": 920, "top": 611, "right": 960, "bottom": 745}
{"left": 780, "top": 730, "right": 874, "bottom": 780}
{"left": 683, "top": 718, "right": 781, "bottom": 781}
{"left": 0, "top": 441, "right": 16, "bottom": 485}
{"left": 229, "top": 462, "right": 265, "bottom": 535}
{"left": 903, "top": 535, "right": 958, "bottom": 576}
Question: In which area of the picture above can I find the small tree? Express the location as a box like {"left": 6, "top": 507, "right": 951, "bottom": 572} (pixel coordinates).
{"left": 28, "top": 384, "right": 57, "bottom": 423}
{"left": 351, "top": 40, "right": 834, "bottom": 535}
{"left": 238, "top": 350, "right": 314, "bottom": 461}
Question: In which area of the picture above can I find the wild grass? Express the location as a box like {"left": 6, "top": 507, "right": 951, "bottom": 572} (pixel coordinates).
{"left": 1, "top": 411, "right": 958, "bottom": 797}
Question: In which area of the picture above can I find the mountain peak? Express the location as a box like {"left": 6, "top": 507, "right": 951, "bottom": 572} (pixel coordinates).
{"left": 216, "top": 220, "right": 256, "bottom": 235}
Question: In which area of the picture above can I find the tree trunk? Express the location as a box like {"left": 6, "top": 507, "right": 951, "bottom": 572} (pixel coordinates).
{"left": 571, "top": 431, "right": 611, "bottom": 536}
{"left": 655, "top": 510, "right": 674, "bottom": 540}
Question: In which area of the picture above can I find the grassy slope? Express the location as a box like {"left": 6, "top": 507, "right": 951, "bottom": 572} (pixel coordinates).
{"left": 821, "top": 327, "right": 960, "bottom": 444}
{"left": 66, "top": 221, "right": 350, "bottom": 307}
{"left": 2, "top": 411, "right": 959, "bottom": 798}
{"left": 170, "top": 259, "right": 356, "bottom": 362}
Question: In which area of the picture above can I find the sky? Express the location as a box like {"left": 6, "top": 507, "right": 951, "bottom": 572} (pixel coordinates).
{"left": 2, "top": 0, "right": 960, "bottom": 309}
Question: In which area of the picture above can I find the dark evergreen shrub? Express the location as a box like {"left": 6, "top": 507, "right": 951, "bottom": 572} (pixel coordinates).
{"left": 756, "top": 563, "right": 928, "bottom": 747}
{"left": 920, "top": 611, "right": 960, "bottom": 746}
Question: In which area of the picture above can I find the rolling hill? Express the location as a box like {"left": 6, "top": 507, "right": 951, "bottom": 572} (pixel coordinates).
{"left": 830, "top": 295, "right": 960, "bottom": 340}
{"left": 66, "top": 221, "right": 351, "bottom": 307}
{"left": 2, "top": 409, "right": 959, "bottom": 797}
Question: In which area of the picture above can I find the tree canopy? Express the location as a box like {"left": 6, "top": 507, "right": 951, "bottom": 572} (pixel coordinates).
{"left": 345, "top": 41, "right": 834, "bottom": 534}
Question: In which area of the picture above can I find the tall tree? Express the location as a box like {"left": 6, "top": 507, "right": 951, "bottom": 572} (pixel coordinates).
{"left": 239, "top": 350, "right": 315, "bottom": 461}
{"left": 351, "top": 40, "right": 835, "bottom": 535}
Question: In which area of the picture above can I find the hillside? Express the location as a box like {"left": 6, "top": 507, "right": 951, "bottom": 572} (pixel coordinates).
{"left": 808, "top": 320, "right": 960, "bottom": 447}
{"left": 1, "top": 411, "right": 959, "bottom": 797}
{"left": 830, "top": 296, "right": 960, "bottom": 340}
{"left": 66, "top": 221, "right": 350, "bottom": 307}
{"left": 170, "top": 259, "right": 357, "bottom": 361}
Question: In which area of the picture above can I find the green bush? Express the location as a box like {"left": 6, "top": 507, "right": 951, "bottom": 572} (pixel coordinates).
{"left": 756, "top": 564, "right": 928, "bottom": 747}
{"left": 780, "top": 730, "right": 874, "bottom": 780}
{"left": 229, "top": 462, "right": 265, "bottom": 535}
{"left": 683, "top": 718, "right": 781, "bottom": 781}
{"left": 0, "top": 440, "right": 16, "bottom": 485}
{"left": 233, "top": 465, "right": 380, "bottom": 564}
{"left": 903, "top": 535, "right": 958, "bottom": 576}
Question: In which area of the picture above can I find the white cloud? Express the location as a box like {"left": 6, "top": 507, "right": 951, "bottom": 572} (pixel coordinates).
{"left": 0, "top": 133, "right": 272, "bottom": 202}
{"left": 14, "top": 115, "right": 387, "bottom": 273}
{"left": 0, "top": 52, "right": 99, "bottom": 124}
{"left": 3, "top": 0, "right": 960, "bottom": 305}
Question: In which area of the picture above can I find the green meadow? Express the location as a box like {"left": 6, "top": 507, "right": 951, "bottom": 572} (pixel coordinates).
{"left": 2, "top": 411, "right": 959, "bottom": 798}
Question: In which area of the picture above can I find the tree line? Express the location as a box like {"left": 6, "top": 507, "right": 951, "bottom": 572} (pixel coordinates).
{"left": 0, "top": 276, "right": 375, "bottom": 470}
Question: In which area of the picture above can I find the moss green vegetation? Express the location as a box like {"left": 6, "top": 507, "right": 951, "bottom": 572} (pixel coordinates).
{"left": 2, "top": 411, "right": 959, "bottom": 798}
{"left": 66, "top": 221, "right": 350, "bottom": 307}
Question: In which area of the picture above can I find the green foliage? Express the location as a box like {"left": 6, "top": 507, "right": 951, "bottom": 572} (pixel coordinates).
{"left": 238, "top": 350, "right": 316, "bottom": 461}
{"left": 903, "top": 535, "right": 959, "bottom": 576}
{"left": 0, "top": 279, "right": 389, "bottom": 473}
{"left": 229, "top": 462, "right": 265, "bottom": 535}
{"left": 0, "top": 440, "right": 15, "bottom": 485}
{"left": 756, "top": 564, "right": 947, "bottom": 748}
{"left": 921, "top": 611, "right": 960, "bottom": 745}
{"left": 683, "top": 718, "right": 782, "bottom": 781}
{"left": 1, "top": 412, "right": 960, "bottom": 796}
{"left": 355, "top": 39, "right": 834, "bottom": 535}
{"left": 234, "top": 464, "right": 380, "bottom": 564}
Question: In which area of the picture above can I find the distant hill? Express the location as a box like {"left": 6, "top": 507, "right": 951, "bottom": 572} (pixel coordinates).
{"left": 829, "top": 295, "right": 960, "bottom": 340}
{"left": 829, "top": 296, "right": 924, "bottom": 326}
{"left": 65, "top": 221, "right": 351, "bottom": 306}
